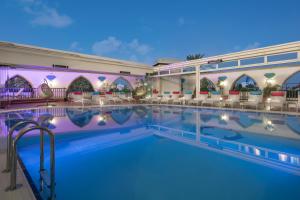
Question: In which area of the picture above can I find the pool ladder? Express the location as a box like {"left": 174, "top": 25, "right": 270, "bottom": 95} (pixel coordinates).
{"left": 3, "top": 120, "right": 56, "bottom": 200}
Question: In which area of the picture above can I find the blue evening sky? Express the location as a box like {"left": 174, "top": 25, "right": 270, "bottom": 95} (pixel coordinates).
{"left": 1, "top": 0, "right": 300, "bottom": 64}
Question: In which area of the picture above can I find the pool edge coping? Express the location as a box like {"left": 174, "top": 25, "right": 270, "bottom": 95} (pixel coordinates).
{"left": 0, "top": 103, "right": 299, "bottom": 116}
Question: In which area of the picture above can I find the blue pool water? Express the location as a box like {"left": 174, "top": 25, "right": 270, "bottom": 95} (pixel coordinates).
{"left": 1, "top": 105, "right": 300, "bottom": 200}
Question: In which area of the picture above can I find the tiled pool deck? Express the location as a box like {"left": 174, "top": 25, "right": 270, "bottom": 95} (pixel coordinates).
{"left": 0, "top": 152, "right": 35, "bottom": 200}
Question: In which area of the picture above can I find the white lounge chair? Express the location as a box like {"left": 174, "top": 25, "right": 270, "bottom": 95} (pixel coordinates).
{"left": 150, "top": 92, "right": 161, "bottom": 104}
{"left": 189, "top": 91, "right": 208, "bottom": 105}
{"left": 106, "top": 92, "right": 122, "bottom": 104}
{"left": 202, "top": 91, "right": 222, "bottom": 106}
{"left": 118, "top": 93, "right": 134, "bottom": 103}
{"left": 92, "top": 92, "right": 107, "bottom": 105}
{"left": 240, "top": 91, "right": 263, "bottom": 109}
{"left": 268, "top": 91, "right": 286, "bottom": 111}
{"left": 173, "top": 91, "right": 193, "bottom": 105}
{"left": 224, "top": 91, "right": 240, "bottom": 108}
{"left": 287, "top": 91, "right": 300, "bottom": 111}
{"left": 70, "top": 91, "right": 92, "bottom": 106}
{"left": 160, "top": 92, "right": 172, "bottom": 104}
{"left": 170, "top": 91, "right": 181, "bottom": 104}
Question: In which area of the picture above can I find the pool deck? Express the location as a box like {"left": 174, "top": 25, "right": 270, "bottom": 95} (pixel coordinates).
{"left": 0, "top": 152, "right": 35, "bottom": 200}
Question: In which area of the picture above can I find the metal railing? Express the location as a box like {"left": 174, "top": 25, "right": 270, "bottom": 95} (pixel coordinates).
{"left": 4, "top": 119, "right": 56, "bottom": 200}
{"left": 0, "top": 87, "right": 66, "bottom": 101}
{"left": 4, "top": 120, "right": 40, "bottom": 172}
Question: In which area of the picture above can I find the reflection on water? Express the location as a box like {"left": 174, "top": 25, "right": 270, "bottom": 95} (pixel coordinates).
{"left": 1, "top": 105, "right": 300, "bottom": 175}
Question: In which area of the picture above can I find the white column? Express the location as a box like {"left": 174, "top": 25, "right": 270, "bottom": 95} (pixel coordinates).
{"left": 158, "top": 77, "right": 161, "bottom": 94}
{"left": 196, "top": 66, "right": 200, "bottom": 98}
{"left": 196, "top": 109, "right": 200, "bottom": 143}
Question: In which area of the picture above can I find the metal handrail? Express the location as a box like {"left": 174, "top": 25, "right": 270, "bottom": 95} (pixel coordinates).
{"left": 4, "top": 120, "right": 40, "bottom": 172}
{"left": 9, "top": 126, "right": 55, "bottom": 200}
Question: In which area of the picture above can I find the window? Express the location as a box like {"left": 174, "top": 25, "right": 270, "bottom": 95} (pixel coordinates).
{"left": 231, "top": 75, "right": 259, "bottom": 91}
{"left": 67, "top": 76, "right": 94, "bottom": 93}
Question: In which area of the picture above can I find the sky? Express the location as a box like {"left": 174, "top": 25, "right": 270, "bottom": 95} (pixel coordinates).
{"left": 0, "top": 0, "right": 300, "bottom": 65}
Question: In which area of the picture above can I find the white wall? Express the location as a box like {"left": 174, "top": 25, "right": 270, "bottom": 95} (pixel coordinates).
{"left": 152, "top": 66, "right": 300, "bottom": 95}
{"left": 182, "top": 74, "right": 195, "bottom": 92}
{"left": 1, "top": 68, "right": 140, "bottom": 91}
{"left": 201, "top": 67, "right": 300, "bottom": 94}
{"left": 160, "top": 76, "right": 181, "bottom": 92}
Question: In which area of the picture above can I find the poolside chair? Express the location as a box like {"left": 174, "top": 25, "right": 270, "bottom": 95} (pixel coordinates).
{"left": 92, "top": 91, "right": 100, "bottom": 103}
{"left": 224, "top": 91, "right": 240, "bottom": 108}
{"left": 119, "top": 93, "right": 135, "bottom": 103}
{"left": 105, "top": 92, "right": 122, "bottom": 104}
{"left": 150, "top": 91, "right": 162, "bottom": 104}
{"left": 92, "top": 92, "right": 108, "bottom": 105}
{"left": 287, "top": 91, "right": 300, "bottom": 111}
{"left": 160, "top": 91, "right": 172, "bottom": 104}
{"left": 240, "top": 91, "right": 263, "bottom": 109}
{"left": 268, "top": 91, "right": 286, "bottom": 111}
{"left": 70, "top": 91, "right": 92, "bottom": 106}
{"left": 189, "top": 91, "right": 209, "bottom": 105}
{"left": 202, "top": 91, "right": 222, "bottom": 106}
{"left": 170, "top": 91, "right": 180, "bottom": 104}
{"left": 140, "top": 96, "right": 151, "bottom": 104}
{"left": 173, "top": 90, "right": 193, "bottom": 105}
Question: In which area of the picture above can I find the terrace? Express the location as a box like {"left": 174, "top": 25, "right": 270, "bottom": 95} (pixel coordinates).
{"left": 1, "top": 41, "right": 300, "bottom": 200}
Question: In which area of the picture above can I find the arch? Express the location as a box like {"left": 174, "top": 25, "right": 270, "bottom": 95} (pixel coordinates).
{"left": 5, "top": 75, "right": 33, "bottom": 92}
{"left": 200, "top": 77, "right": 216, "bottom": 91}
{"left": 230, "top": 74, "right": 259, "bottom": 91}
{"left": 66, "top": 108, "right": 93, "bottom": 128}
{"left": 67, "top": 76, "right": 94, "bottom": 94}
{"left": 111, "top": 77, "right": 133, "bottom": 92}
{"left": 111, "top": 107, "right": 133, "bottom": 125}
{"left": 282, "top": 70, "right": 300, "bottom": 90}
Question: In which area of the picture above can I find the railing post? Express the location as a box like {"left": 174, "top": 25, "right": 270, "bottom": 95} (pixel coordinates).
{"left": 40, "top": 129, "right": 44, "bottom": 172}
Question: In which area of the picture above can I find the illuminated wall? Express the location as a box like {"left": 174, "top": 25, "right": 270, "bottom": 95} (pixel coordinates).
{"left": 1, "top": 68, "right": 140, "bottom": 90}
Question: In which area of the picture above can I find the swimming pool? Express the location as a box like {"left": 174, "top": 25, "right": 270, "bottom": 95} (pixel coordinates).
{"left": 1, "top": 105, "right": 300, "bottom": 200}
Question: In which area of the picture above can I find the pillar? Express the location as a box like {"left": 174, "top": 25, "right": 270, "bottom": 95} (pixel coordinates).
{"left": 196, "top": 66, "right": 200, "bottom": 98}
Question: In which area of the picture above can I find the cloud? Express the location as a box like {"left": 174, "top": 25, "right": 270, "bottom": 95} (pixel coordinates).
{"left": 244, "top": 42, "right": 260, "bottom": 50}
{"left": 92, "top": 37, "right": 122, "bottom": 55}
{"left": 92, "top": 36, "right": 153, "bottom": 63}
{"left": 234, "top": 42, "right": 261, "bottom": 51}
{"left": 128, "top": 39, "right": 152, "bottom": 55}
{"left": 19, "top": 0, "right": 73, "bottom": 28}
{"left": 69, "top": 41, "right": 83, "bottom": 52}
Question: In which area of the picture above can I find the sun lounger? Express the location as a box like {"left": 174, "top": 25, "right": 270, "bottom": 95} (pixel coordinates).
{"left": 224, "top": 91, "right": 240, "bottom": 108}
{"left": 202, "top": 91, "right": 222, "bottom": 106}
{"left": 268, "top": 91, "right": 286, "bottom": 111}
{"left": 189, "top": 91, "right": 208, "bottom": 105}
{"left": 240, "top": 90, "right": 262, "bottom": 109}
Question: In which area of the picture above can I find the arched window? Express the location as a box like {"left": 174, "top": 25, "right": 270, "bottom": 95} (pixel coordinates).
{"left": 5, "top": 75, "right": 33, "bottom": 92}
{"left": 231, "top": 75, "right": 259, "bottom": 91}
{"left": 111, "top": 77, "right": 133, "bottom": 92}
{"left": 200, "top": 78, "right": 216, "bottom": 91}
{"left": 67, "top": 76, "right": 94, "bottom": 93}
{"left": 282, "top": 71, "right": 300, "bottom": 90}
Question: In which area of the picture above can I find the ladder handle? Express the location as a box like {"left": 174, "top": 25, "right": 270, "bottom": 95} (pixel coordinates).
{"left": 10, "top": 126, "right": 55, "bottom": 200}
{"left": 5, "top": 120, "right": 40, "bottom": 172}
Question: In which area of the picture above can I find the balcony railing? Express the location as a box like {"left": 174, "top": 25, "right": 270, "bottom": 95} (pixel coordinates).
{"left": 0, "top": 88, "right": 66, "bottom": 101}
